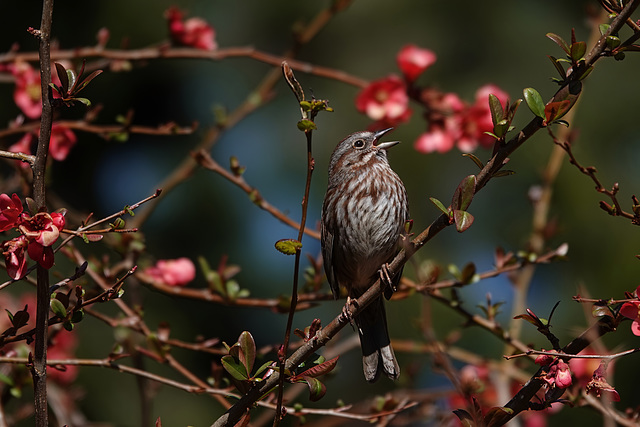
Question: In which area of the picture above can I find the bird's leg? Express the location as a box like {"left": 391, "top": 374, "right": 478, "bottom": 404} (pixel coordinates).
{"left": 379, "top": 263, "right": 395, "bottom": 291}
{"left": 340, "top": 296, "right": 358, "bottom": 325}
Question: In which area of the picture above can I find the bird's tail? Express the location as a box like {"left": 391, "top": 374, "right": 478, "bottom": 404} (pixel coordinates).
{"left": 356, "top": 296, "right": 399, "bottom": 382}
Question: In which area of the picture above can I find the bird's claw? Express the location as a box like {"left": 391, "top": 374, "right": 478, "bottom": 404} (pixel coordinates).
{"left": 379, "top": 263, "right": 396, "bottom": 291}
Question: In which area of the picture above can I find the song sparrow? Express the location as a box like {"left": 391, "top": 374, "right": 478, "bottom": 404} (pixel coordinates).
{"left": 321, "top": 128, "right": 409, "bottom": 382}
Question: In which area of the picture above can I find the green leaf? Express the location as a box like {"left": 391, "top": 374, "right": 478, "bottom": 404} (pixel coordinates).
{"left": 429, "top": 197, "right": 449, "bottom": 216}
{"left": 296, "top": 119, "right": 317, "bottom": 132}
{"left": 547, "top": 55, "right": 566, "bottom": 79}
{"left": 462, "top": 153, "right": 484, "bottom": 170}
{"left": 452, "top": 175, "right": 476, "bottom": 211}
{"left": 66, "top": 69, "right": 77, "bottom": 93}
{"left": 523, "top": 87, "right": 546, "bottom": 119}
{"left": 275, "top": 239, "right": 302, "bottom": 255}
{"left": 546, "top": 32, "right": 570, "bottom": 54}
{"left": 570, "top": 41, "right": 586, "bottom": 62}
{"left": 453, "top": 210, "right": 474, "bottom": 233}
{"left": 73, "top": 97, "right": 92, "bottom": 107}
{"left": 221, "top": 355, "right": 249, "bottom": 381}
{"left": 50, "top": 298, "right": 67, "bottom": 318}
{"left": 488, "top": 93, "right": 504, "bottom": 126}
{"left": 299, "top": 376, "right": 327, "bottom": 402}
{"left": 598, "top": 23, "right": 610, "bottom": 36}
{"left": 238, "top": 331, "right": 256, "bottom": 376}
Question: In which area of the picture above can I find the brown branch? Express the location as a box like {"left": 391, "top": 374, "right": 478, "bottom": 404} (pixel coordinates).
{"left": 0, "top": 119, "right": 197, "bottom": 140}
{"left": 0, "top": 47, "right": 368, "bottom": 90}
{"left": 194, "top": 150, "right": 321, "bottom": 240}
{"left": 32, "top": 1, "right": 55, "bottom": 425}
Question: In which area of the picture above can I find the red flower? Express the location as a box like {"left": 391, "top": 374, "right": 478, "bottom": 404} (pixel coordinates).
{"left": 355, "top": 75, "right": 411, "bottom": 127}
{"left": 48, "top": 124, "right": 77, "bottom": 161}
{"left": 397, "top": 44, "right": 437, "bottom": 82}
{"left": 2, "top": 236, "right": 28, "bottom": 280}
{"left": 544, "top": 360, "right": 573, "bottom": 389}
{"left": 9, "top": 61, "right": 42, "bottom": 119}
{"left": 19, "top": 211, "right": 66, "bottom": 270}
{"left": 47, "top": 329, "right": 79, "bottom": 384}
{"left": 461, "top": 84, "right": 510, "bottom": 150}
{"left": 9, "top": 125, "right": 77, "bottom": 164}
{"left": 145, "top": 257, "right": 196, "bottom": 287}
{"left": 0, "top": 193, "right": 24, "bottom": 232}
{"left": 620, "top": 287, "right": 640, "bottom": 336}
{"left": 166, "top": 7, "right": 217, "bottom": 51}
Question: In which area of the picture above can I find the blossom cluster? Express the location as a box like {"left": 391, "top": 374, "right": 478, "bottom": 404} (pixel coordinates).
{"left": 3, "top": 61, "right": 77, "bottom": 162}
{"left": 144, "top": 257, "right": 196, "bottom": 287}
{"left": 166, "top": 7, "right": 217, "bottom": 51}
{"left": 355, "top": 44, "right": 509, "bottom": 154}
{"left": 0, "top": 193, "right": 66, "bottom": 280}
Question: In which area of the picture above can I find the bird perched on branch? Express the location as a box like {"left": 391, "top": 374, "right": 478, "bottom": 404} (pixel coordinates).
{"left": 321, "top": 128, "right": 408, "bottom": 382}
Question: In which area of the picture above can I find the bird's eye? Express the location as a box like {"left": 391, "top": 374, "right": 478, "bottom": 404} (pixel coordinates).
{"left": 352, "top": 139, "right": 365, "bottom": 149}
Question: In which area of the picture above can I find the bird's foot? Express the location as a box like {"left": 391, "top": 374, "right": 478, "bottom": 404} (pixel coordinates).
{"left": 340, "top": 296, "right": 357, "bottom": 324}
{"left": 379, "top": 263, "right": 396, "bottom": 291}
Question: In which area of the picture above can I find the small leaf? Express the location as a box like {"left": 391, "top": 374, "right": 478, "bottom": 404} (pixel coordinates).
{"left": 547, "top": 55, "right": 566, "bottom": 79}
{"left": 523, "top": 87, "right": 546, "bottom": 119}
{"left": 55, "top": 63, "right": 69, "bottom": 93}
{"left": 275, "top": 239, "right": 302, "bottom": 255}
{"left": 299, "top": 376, "right": 326, "bottom": 402}
{"left": 66, "top": 69, "right": 77, "bottom": 93}
{"left": 238, "top": 331, "right": 256, "bottom": 376}
{"left": 429, "top": 197, "right": 449, "bottom": 216}
{"left": 297, "top": 119, "right": 317, "bottom": 132}
{"left": 544, "top": 100, "right": 572, "bottom": 125}
{"left": 546, "top": 32, "right": 570, "bottom": 54}
{"left": 453, "top": 210, "right": 474, "bottom": 233}
{"left": 462, "top": 153, "right": 484, "bottom": 170}
{"left": 598, "top": 23, "right": 610, "bottom": 36}
{"left": 50, "top": 298, "right": 67, "bottom": 318}
{"left": 452, "top": 409, "right": 475, "bottom": 427}
{"left": 484, "top": 406, "right": 514, "bottom": 427}
{"left": 73, "top": 97, "right": 92, "bottom": 107}
{"left": 296, "top": 356, "right": 339, "bottom": 378}
{"left": 452, "top": 175, "right": 476, "bottom": 211}
{"left": 221, "top": 355, "right": 249, "bottom": 381}
{"left": 488, "top": 93, "right": 504, "bottom": 126}
{"left": 570, "top": 41, "right": 586, "bottom": 62}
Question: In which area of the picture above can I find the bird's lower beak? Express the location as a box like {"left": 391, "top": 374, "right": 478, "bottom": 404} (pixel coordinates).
{"left": 373, "top": 128, "right": 400, "bottom": 150}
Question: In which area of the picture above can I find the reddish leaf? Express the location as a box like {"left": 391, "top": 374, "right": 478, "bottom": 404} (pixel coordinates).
{"left": 294, "top": 356, "right": 339, "bottom": 379}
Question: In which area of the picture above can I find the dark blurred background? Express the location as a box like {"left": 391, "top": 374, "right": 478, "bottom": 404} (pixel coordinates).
{"left": 1, "top": 0, "right": 639, "bottom": 425}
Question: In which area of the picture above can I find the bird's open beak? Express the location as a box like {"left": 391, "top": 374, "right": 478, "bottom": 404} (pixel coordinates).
{"left": 373, "top": 127, "right": 400, "bottom": 150}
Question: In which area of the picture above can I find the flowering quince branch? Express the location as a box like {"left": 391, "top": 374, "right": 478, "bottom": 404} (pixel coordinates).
{"left": 193, "top": 150, "right": 321, "bottom": 240}
{"left": 550, "top": 128, "right": 640, "bottom": 223}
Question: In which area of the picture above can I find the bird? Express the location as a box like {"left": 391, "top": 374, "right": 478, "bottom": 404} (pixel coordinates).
{"left": 321, "top": 128, "right": 409, "bottom": 382}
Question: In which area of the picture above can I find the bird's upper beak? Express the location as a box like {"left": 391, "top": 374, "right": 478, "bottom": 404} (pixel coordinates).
{"left": 373, "top": 127, "right": 400, "bottom": 150}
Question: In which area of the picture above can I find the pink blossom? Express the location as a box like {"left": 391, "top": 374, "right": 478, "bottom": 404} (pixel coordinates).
{"left": 2, "top": 236, "right": 28, "bottom": 280}
{"left": 166, "top": 7, "right": 217, "bottom": 51}
{"left": 397, "top": 45, "right": 437, "bottom": 82}
{"left": 620, "top": 302, "right": 640, "bottom": 336}
{"left": 544, "top": 360, "right": 573, "bottom": 389}
{"left": 146, "top": 257, "right": 196, "bottom": 287}
{"left": 9, "top": 125, "right": 77, "bottom": 164}
{"left": 47, "top": 329, "right": 79, "bottom": 384}
{"left": 18, "top": 211, "right": 65, "bottom": 269}
{"left": 10, "top": 62, "right": 42, "bottom": 119}
{"left": 463, "top": 84, "right": 510, "bottom": 150}
{"left": 414, "top": 128, "right": 455, "bottom": 154}
{"left": 0, "top": 193, "right": 23, "bottom": 232}
{"left": 48, "top": 125, "right": 77, "bottom": 161}
{"left": 355, "top": 75, "right": 411, "bottom": 127}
